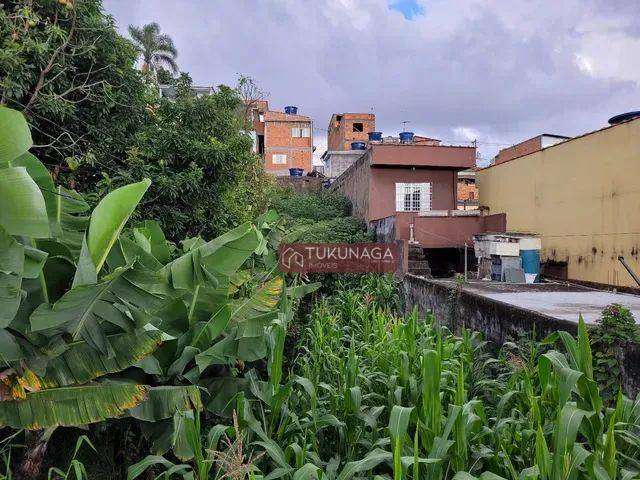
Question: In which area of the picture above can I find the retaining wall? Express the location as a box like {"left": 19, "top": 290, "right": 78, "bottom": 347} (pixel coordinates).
{"left": 403, "top": 274, "right": 640, "bottom": 396}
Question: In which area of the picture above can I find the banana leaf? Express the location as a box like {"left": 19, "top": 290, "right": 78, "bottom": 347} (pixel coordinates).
{"left": 127, "top": 385, "right": 202, "bottom": 421}
{"left": 30, "top": 263, "right": 167, "bottom": 355}
{"left": 39, "top": 330, "right": 164, "bottom": 387}
{"left": 88, "top": 179, "right": 151, "bottom": 272}
{"left": 0, "top": 106, "right": 32, "bottom": 163}
{"left": 0, "top": 383, "right": 148, "bottom": 429}
{"left": 0, "top": 166, "right": 49, "bottom": 238}
{"left": 0, "top": 226, "right": 24, "bottom": 327}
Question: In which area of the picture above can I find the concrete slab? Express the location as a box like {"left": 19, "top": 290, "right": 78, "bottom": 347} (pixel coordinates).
{"left": 430, "top": 279, "right": 640, "bottom": 324}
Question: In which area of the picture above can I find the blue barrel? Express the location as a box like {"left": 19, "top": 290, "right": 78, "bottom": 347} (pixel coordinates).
{"left": 351, "top": 141, "right": 366, "bottom": 150}
{"left": 289, "top": 167, "right": 304, "bottom": 177}
{"left": 284, "top": 106, "right": 298, "bottom": 115}
{"left": 520, "top": 250, "right": 541, "bottom": 283}
{"left": 368, "top": 131, "right": 383, "bottom": 141}
{"left": 399, "top": 131, "right": 414, "bottom": 143}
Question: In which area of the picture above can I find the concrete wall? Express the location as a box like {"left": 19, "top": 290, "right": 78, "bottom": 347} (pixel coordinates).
{"left": 478, "top": 118, "right": 640, "bottom": 288}
{"left": 276, "top": 176, "right": 324, "bottom": 194}
{"left": 403, "top": 274, "right": 640, "bottom": 396}
{"left": 331, "top": 153, "right": 372, "bottom": 219}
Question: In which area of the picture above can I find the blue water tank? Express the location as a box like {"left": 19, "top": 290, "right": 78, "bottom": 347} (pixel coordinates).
{"left": 368, "top": 131, "right": 383, "bottom": 141}
{"left": 520, "top": 250, "right": 541, "bottom": 283}
{"left": 284, "top": 106, "right": 298, "bottom": 115}
{"left": 289, "top": 167, "right": 304, "bottom": 177}
{"left": 351, "top": 141, "right": 366, "bottom": 150}
{"left": 399, "top": 131, "right": 414, "bottom": 143}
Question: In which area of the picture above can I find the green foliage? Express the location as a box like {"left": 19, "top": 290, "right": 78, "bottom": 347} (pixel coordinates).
{"left": 287, "top": 216, "right": 372, "bottom": 244}
{"left": 0, "top": 0, "right": 153, "bottom": 174}
{"left": 100, "top": 83, "right": 271, "bottom": 241}
{"left": 0, "top": 108, "right": 316, "bottom": 480}
{"left": 183, "top": 276, "right": 638, "bottom": 480}
{"left": 127, "top": 22, "right": 178, "bottom": 74}
{"left": 272, "top": 191, "right": 351, "bottom": 221}
{"left": 591, "top": 304, "right": 640, "bottom": 399}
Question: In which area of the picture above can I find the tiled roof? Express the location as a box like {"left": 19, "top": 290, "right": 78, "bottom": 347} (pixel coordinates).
{"left": 264, "top": 110, "right": 311, "bottom": 122}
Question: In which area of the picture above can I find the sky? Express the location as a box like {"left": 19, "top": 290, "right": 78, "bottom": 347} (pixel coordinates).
{"left": 103, "top": 0, "right": 640, "bottom": 165}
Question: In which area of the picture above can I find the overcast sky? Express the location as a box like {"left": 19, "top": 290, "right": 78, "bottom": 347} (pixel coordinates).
{"left": 104, "top": 0, "right": 640, "bottom": 164}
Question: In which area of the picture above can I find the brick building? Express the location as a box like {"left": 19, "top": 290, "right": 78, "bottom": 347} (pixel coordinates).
{"left": 245, "top": 101, "right": 314, "bottom": 175}
{"left": 457, "top": 169, "right": 478, "bottom": 210}
{"left": 493, "top": 134, "right": 569, "bottom": 165}
{"left": 327, "top": 113, "right": 376, "bottom": 151}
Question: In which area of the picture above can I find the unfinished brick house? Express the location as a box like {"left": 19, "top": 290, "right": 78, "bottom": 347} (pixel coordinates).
{"left": 245, "top": 101, "right": 314, "bottom": 175}
{"left": 331, "top": 133, "right": 505, "bottom": 275}
{"left": 327, "top": 113, "right": 376, "bottom": 151}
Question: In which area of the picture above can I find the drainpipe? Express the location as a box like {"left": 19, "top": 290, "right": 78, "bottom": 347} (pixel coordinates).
{"left": 464, "top": 243, "right": 468, "bottom": 281}
{"left": 618, "top": 256, "right": 640, "bottom": 287}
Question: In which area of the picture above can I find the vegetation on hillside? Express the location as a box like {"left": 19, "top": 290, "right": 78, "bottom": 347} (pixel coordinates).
{"left": 272, "top": 189, "right": 372, "bottom": 244}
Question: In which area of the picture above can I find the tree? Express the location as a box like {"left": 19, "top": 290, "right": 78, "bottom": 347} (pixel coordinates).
{"left": 237, "top": 75, "right": 269, "bottom": 130}
{"left": 99, "top": 84, "right": 273, "bottom": 241}
{"left": 128, "top": 22, "right": 178, "bottom": 74}
{"left": 0, "top": 0, "right": 152, "bottom": 182}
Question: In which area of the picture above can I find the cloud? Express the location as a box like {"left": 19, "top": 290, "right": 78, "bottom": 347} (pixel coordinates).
{"left": 103, "top": 0, "right": 640, "bottom": 162}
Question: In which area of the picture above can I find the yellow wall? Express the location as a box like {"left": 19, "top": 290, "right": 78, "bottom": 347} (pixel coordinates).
{"left": 477, "top": 119, "right": 640, "bottom": 287}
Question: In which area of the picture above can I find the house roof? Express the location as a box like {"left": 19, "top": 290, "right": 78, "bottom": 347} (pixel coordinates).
{"left": 264, "top": 110, "right": 311, "bottom": 122}
{"left": 369, "top": 143, "right": 476, "bottom": 169}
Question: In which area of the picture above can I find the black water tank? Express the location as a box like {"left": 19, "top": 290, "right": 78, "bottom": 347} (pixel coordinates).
{"left": 608, "top": 111, "right": 640, "bottom": 125}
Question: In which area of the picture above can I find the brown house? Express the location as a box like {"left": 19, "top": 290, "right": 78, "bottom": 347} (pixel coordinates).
{"left": 246, "top": 101, "right": 314, "bottom": 175}
{"left": 331, "top": 137, "right": 505, "bottom": 273}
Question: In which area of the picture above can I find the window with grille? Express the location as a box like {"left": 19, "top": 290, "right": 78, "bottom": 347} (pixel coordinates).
{"left": 395, "top": 183, "right": 431, "bottom": 212}
{"left": 272, "top": 154, "right": 287, "bottom": 165}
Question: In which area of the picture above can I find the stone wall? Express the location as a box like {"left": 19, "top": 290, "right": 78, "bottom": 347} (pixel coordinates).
{"left": 403, "top": 274, "right": 640, "bottom": 396}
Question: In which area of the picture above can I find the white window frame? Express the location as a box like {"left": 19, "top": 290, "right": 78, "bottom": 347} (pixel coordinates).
{"left": 291, "top": 127, "right": 301, "bottom": 137}
{"left": 272, "top": 153, "right": 287, "bottom": 165}
{"left": 395, "top": 183, "right": 431, "bottom": 213}
{"left": 301, "top": 127, "right": 311, "bottom": 138}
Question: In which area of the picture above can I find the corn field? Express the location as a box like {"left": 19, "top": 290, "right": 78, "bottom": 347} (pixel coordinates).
{"left": 209, "top": 275, "right": 640, "bottom": 480}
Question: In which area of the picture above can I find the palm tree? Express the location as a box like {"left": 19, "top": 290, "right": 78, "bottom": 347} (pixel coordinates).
{"left": 128, "top": 22, "right": 178, "bottom": 74}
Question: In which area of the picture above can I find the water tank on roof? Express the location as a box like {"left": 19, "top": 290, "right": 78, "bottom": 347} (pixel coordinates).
{"left": 399, "top": 131, "right": 414, "bottom": 143}
{"left": 368, "top": 132, "right": 383, "bottom": 141}
{"left": 284, "top": 106, "right": 298, "bottom": 115}
{"left": 608, "top": 111, "right": 640, "bottom": 125}
{"left": 351, "top": 141, "right": 366, "bottom": 150}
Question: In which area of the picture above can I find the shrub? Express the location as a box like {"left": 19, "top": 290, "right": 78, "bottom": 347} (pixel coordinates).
{"left": 271, "top": 191, "right": 351, "bottom": 221}
{"left": 592, "top": 303, "right": 640, "bottom": 398}
{"left": 287, "top": 216, "right": 373, "bottom": 243}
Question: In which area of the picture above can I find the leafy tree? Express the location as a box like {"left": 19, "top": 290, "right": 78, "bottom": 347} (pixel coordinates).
{"left": 128, "top": 22, "right": 178, "bottom": 74}
{"left": 99, "top": 83, "right": 272, "bottom": 241}
{"left": 0, "top": 0, "right": 152, "bottom": 176}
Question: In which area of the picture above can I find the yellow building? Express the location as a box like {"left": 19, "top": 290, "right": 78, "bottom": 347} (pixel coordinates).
{"left": 477, "top": 117, "right": 640, "bottom": 288}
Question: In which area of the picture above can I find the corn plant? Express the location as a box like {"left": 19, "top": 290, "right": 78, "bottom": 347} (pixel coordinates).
{"left": 217, "top": 275, "right": 640, "bottom": 480}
